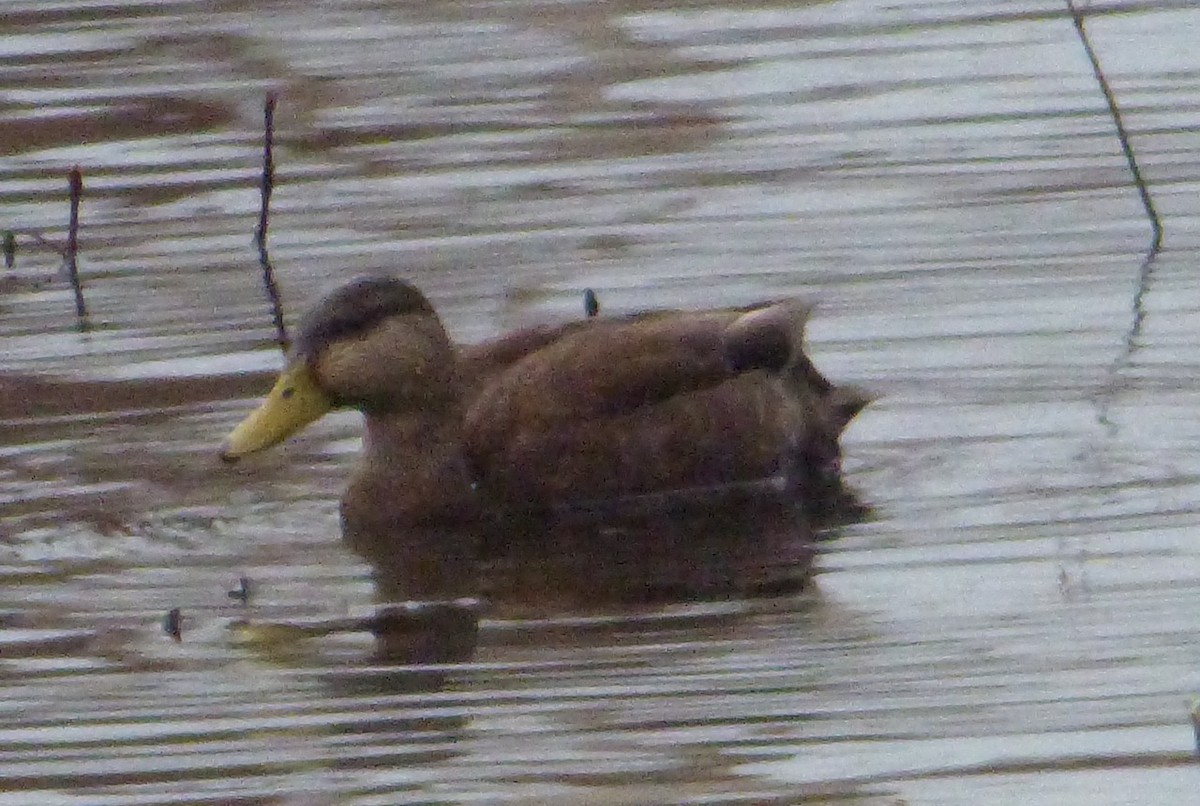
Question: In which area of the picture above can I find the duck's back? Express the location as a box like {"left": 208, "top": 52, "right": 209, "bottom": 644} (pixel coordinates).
{"left": 459, "top": 304, "right": 839, "bottom": 510}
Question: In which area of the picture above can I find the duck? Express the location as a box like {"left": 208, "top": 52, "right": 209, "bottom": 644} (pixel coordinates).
{"left": 219, "top": 276, "right": 871, "bottom": 555}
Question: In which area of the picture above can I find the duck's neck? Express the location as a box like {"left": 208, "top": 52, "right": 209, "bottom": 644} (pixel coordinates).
{"left": 342, "top": 410, "right": 476, "bottom": 537}
{"left": 341, "top": 410, "right": 481, "bottom": 602}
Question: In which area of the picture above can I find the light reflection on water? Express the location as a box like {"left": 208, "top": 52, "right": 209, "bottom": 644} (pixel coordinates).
{"left": 3, "top": 0, "right": 1200, "bottom": 803}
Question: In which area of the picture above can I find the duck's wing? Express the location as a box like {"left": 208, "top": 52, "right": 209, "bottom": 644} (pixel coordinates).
{"left": 461, "top": 300, "right": 825, "bottom": 506}
{"left": 456, "top": 307, "right": 718, "bottom": 395}
{"left": 465, "top": 310, "right": 736, "bottom": 432}
{"left": 457, "top": 321, "right": 591, "bottom": 393}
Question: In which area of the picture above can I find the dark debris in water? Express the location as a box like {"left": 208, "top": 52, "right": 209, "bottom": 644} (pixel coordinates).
{"left": 226, "top": 575, "right": 252, "bottom": 604}
{"left": 162, "top": 607, "right": 182, "bottom": 642}
{"left": 1190, "top": 699, "right": 1200, "bottom": 758}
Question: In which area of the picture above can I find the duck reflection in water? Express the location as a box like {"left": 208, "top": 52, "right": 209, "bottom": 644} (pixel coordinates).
{"left": 219, "top": 276, "right": 870, "bottom": 661}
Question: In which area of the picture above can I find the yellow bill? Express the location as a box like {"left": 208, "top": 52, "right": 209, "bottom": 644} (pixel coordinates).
{"left": 220, "top": 362, "right": 333, "bottom": 462}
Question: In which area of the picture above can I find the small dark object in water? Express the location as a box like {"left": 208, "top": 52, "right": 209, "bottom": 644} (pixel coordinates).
{"left": 583, "top": 288, "right": 599, "bottom": 318}
{"left": 227, "top": 576, "right": 252, "bottom": 604}
{"left": 2, "top": 231, "right": 14, "bottom": 269}
{"left": 163, "top": 607, "right": 182, "bottom": 642}
{"left": 1190, "top": 698, "right": 1200, "bottom": 757}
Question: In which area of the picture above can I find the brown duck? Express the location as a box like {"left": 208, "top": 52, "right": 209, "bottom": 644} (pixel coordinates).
{"left": 219, "top": 276, "right": 870, "bottom": 549}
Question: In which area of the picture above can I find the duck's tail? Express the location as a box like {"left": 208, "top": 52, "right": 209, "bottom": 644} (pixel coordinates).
{"left": 721, "top": 299, "right": 814, "bottom": 375}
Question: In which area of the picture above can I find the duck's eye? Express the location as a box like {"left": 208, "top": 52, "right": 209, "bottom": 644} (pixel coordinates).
{"left": 281, "top": 387, "right": 295, "bottom": 399}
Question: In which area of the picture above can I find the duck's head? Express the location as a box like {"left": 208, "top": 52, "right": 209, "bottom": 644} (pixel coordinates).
{"left": 220, "top": 275, "right": 458, "bottom": 462}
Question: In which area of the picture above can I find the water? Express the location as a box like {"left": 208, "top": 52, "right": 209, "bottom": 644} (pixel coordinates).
{"left": 3, "top": 0, "right": 1200, "bottom": 803}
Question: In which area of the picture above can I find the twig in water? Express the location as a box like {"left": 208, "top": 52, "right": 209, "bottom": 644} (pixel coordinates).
{"left": 1190, "top": 698, "right": 1200, "bottom": 757}
{"left": 3, "top": 231, "right": 15, "bottom": 269}
{"left": 65, "top": 167, "right": 88, "bottom": 324}
{"left": 255, "top": 92, "right": 289, "bottom": 352}
{"left": 1067, "top": 0, "right": 1162, "bottom": 251}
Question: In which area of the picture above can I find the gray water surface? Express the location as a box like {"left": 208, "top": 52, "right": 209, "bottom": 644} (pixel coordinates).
{"left": 3, "top": 1, "right": 1200, "bottom": 803}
